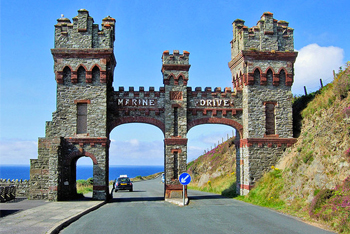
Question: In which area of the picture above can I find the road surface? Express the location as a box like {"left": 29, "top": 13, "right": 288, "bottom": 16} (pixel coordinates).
{"left": 60, "top": 177, "right": 334, "bottom": 234}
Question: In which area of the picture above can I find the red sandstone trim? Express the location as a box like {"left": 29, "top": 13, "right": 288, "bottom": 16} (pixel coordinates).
{"left": 65, "top": 149, "right": 99, "bottom": 165}
{"left": 228, "top": 51, "right": 298, "bottom": 70}
{"left": 74, "top": 99, "right": 91, "bottom": 104}
{"left": 164, "top": 138, "right": 188, "bottom": 145}
{"left": 51, "top": 48, "right": 115, "bottom": 59}
{"left": 93, "top": 186, "right": 106, "bottom": 191}
{"left": 161, "top": 64, "right": 191, "bottom": 72}
{"left": 187, "top": 117, "right": 243, "bottom": 138}
{"left": 171, "top": 149, "right": 182, "bottom": 154}
{"left": 109, "top": 116, "right": 165, "bottom": 135}
{"left": 172, "top": 104, "right": 182, "bottom": 108}
{"left": 66, "top": 137, "right": 108, "bottom": 146}
{"left": 165, "top": 184, "right": 183, "bottom": 190}
{"left": 239, "top": 138, "right": 297, "bottom": 148}
{"left": 164, "top": 73, "right": 189, "bottom": 86}
{"left": 240, "top": 184, "right": 253, "bottom": 190}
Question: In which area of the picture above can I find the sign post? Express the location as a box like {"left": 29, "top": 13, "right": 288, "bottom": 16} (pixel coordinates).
{"left": 179, "top": 172, "right": 191, "bottom": 206}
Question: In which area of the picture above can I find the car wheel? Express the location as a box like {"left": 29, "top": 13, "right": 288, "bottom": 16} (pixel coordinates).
{"left": 115, "top": 190, "right": 118, "bottom": 192}
{"left": 129, "top": 189, "right": 133, "bottom": 192}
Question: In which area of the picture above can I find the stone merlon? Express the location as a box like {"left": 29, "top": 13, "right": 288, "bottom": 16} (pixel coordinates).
{"left": 54, "top": 9, "right": 115, "bottom": 49}
{"left": 230, "top": 11, "right": 294, "bottom": 56}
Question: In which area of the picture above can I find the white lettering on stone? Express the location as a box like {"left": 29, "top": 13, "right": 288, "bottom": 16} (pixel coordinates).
{"left": 224, "top": 100, "right": 229, "bottom": 107}
{"left": 116, "top": 98, "right": 157, "bottom": 106}
{"left": 118, "top": 99, "right": 124, "bottom": 106}
{"left": 197, "top": 99, "right": 233, "bottom": 107}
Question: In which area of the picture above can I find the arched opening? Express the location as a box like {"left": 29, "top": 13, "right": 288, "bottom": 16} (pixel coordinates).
{"left": 187, "top": 124, "right": 237, "bottom": 195}
{"left": 266, "top": 69, "right": 273, "bottom": 86}
{"left": 75, "top": 156, "right": 94, "bottom": 199}
{"left": 279, "top": 69, "right": 286, "bottom": 86}
{"left": 92, "top": 66, "right": 100, "bottom": 84}
{"left": 109, "top": 123, "right": 164, "bottom": 200}
{"left": 77, "top": 66, "right": 86, "bottom": 84}
{"left": 187, "top": 124, "right": 236, "bottom": 163}
{"left": 63, "top": 66, "right": 71, "bottom": 85}
{"left": 253, "top": 68, "right": 260, "bottom": 85}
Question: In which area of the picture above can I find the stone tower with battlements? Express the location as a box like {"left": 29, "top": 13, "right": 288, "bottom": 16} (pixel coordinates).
{"left": 30, "top": 9, "right": 116, "bottom": 200}
{"left": 229, "top": 12, "right": 297, "bottom": 195}
{"left": 162, "top": 50, "right": 190, "bottom": 198}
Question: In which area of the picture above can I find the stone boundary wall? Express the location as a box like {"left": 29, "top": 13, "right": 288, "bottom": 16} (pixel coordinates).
{"left": 0, "top": 179, "right": 30, "bottom": 198}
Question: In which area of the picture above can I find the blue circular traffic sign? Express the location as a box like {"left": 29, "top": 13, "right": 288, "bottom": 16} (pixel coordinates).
{"left": 179, "top": 173, "right": 191, "bottom": 185}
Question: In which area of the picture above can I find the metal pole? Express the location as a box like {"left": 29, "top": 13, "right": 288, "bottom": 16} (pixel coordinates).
{"left": 183, "top": 185, "right": 185, "bottom": 206}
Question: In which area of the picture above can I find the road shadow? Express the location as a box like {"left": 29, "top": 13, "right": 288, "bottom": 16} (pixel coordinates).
{"left": 0, "top": 209, "right": 21, "bottom": 218}
{"left": 189, "top": 194, "right": 227, "bottom": 200}
{"left": 110, "top": 197, "right": 164, "bottom": 203}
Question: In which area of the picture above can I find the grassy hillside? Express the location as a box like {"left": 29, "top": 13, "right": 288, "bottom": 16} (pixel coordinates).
{"left": 187, "top": 65, "right": 350, "bottom": 233}
{"left": 187, "top": 138, "right": 236, "bottom": 197}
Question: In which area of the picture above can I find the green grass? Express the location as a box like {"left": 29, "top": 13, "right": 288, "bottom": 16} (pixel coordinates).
{"left": 188, "top": 172, "right": 237, "bottom": 198}
{"left": 76, "top": 178, "right": 93, "bottom": 194}
{"left": 236, "top": 168, "right": 286, "bottom": 210}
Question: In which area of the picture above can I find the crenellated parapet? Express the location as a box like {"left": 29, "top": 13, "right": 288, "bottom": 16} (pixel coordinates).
{"left": 186, "top": 86, "right": 243, "bottom": 133}
{"left": 108, "top": 87, "right": 166, "bottom": 133}
{"left": 162, "top": 50, "right": 190, "bottom": 85}
{"left": 231, "top": 12, "right": 294, "bottom": 54}
{"left": 54, "top": 9, "right": 115, "bottom": 49}
{"left": 229, "top": 12, "right": 297, "bottom": 89}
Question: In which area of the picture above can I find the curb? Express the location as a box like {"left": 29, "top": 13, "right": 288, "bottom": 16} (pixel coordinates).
{"left": 165, "top": 198, "right": 189, "bottom": 206}
{"left": 47, "top": 201, "right": 106, "bottom": 234}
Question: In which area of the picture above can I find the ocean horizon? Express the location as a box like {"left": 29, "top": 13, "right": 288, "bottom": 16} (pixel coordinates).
{"left": 0, "top": 165, "right": 164, "bottom": 181}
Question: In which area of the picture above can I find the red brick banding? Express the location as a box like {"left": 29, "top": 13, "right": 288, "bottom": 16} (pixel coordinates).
{"left": 239, "top": 138, "right": 297, "bottom": 147}
{"left": 64, "top": 147, "right": 99, "bottom": 165}
{"left": 164, "top": 138, "right": 188, "bottom": 145}
{"left": 109, "top": 116, "right": 165, "bottom": 134}
{"left": 93, "top": 186, "right": 106, "bottom": 191}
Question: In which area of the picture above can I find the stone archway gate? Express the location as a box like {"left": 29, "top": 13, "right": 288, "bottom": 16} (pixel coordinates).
{"left": 29, "top": 10, "right": 297, "bottom": 201}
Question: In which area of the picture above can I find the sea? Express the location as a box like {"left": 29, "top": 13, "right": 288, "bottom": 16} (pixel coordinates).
{"left": 0, "top": 165, "right": 164, "bottom": 181}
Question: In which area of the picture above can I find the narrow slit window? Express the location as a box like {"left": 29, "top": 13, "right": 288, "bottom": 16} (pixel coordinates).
{"left": 77, "top": 103, "right": 87, "bottom": 134}
{"left": 174, "top": 152, "right": 179, "bottom": 180}
{"left": 265, "top": 103, "right": 275, "bottom": 135}
{"left": 174, "top": 107, "right": 178, "bottom": 137}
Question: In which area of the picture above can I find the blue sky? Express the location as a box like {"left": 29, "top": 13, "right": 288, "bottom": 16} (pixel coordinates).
{"left": 0, "top": 0, "right": 349, "bottom": 166}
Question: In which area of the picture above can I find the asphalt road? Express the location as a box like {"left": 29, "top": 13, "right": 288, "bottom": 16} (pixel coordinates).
{"left": 60, "top": 178, "right": 334, "bottom": 234}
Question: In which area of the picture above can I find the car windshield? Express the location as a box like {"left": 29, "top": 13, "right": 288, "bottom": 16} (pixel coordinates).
{"left": 118, "top": 178, "right": 130, "bottom": 182}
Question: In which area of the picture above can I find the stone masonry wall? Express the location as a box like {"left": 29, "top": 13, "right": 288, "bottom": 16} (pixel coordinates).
{"left": 46, "top": 85, "right": 107, "bottom": 138}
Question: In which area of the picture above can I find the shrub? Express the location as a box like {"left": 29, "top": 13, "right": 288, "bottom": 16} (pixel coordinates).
{"left": 309, "top": 188, "right": 335, "bottom": 217}
{"left": 334, "top": 63, "right": 350, "bottom": 99}
{"left": 309, "top": 177, "right": 350, "bottom": 233}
